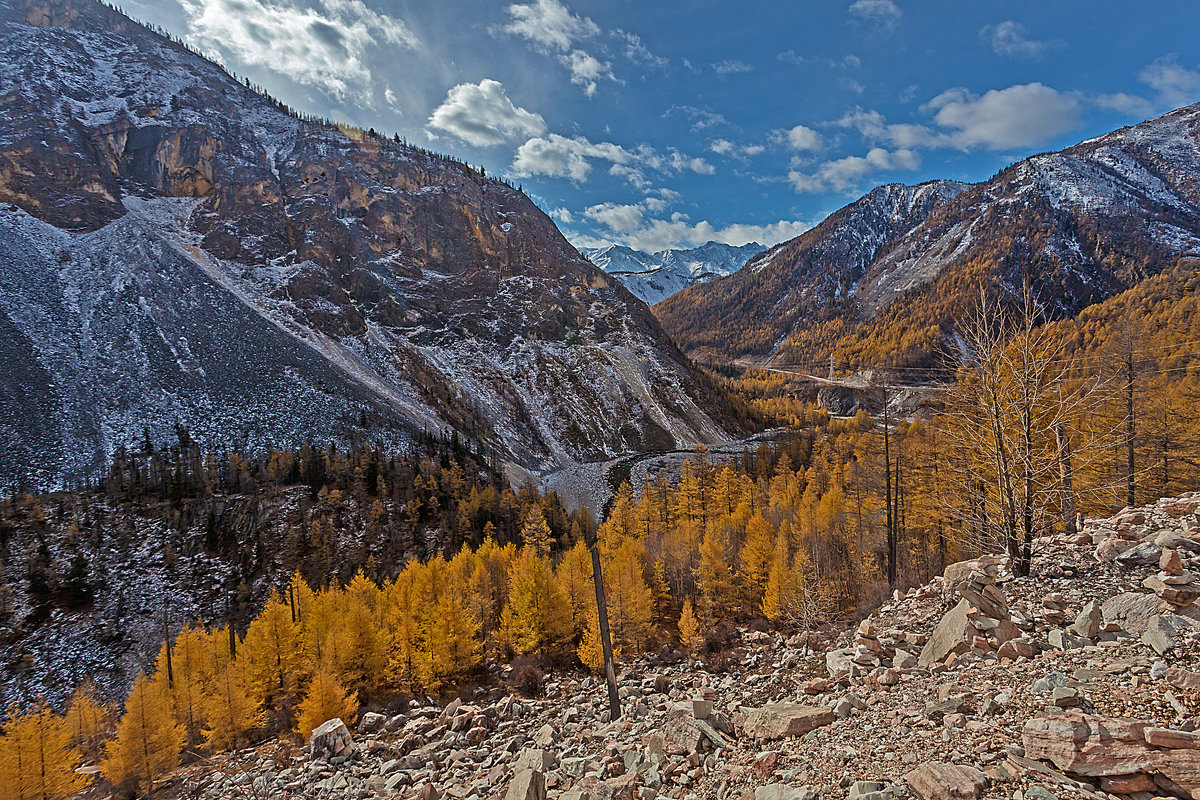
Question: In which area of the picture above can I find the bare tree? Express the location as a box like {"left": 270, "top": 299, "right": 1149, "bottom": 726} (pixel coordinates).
{"left": 940, "top": 290, "right": 1110, "bottom": 576}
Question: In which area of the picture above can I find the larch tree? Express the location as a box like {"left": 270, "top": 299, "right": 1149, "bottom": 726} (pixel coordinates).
{"left": 418, "top": 585, "right": 482, "bottom": 689}
{"left": 677, "top": 597, "right": 702, "bottom": 655}
{"left": 520, "top": 506, "right": 553, "bottom": 558}
{"left": 295, "top": 667, "right": 358, "bottom": 740}
{"left": 63, "top": 682, "right": 108, "bottom": 759}
{"left": 0, "top": 702, "right": 89, "bottom": 800}
{"left": 506, "top": 547, "right": 571, "bottom": 657}
{"left": 101, "top": 671, "right": 185, "bottom": 796}
{"left": 241, "top": 590, "right": 306, "bottom": 708}
{"left": 199, "top": 627, "right": 263, "bottom": 752}
{"left": 157, "top": 623, "right": 208, "bottom": 746}
{"left": 738, "top": 514, "right": 775, "bottom": 614}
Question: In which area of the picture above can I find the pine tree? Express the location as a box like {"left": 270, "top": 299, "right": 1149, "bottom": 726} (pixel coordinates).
{"left": 678, "top": 597, "right": 702, "bottom": 655}
{"left": 296, "top": 668, "right": 358, "bottom": 740}
{"left": 0, "top": 702, "right": 89, "bottom": 800}
{"left": 101, "top": 671, "right": 185, "bottom": 795}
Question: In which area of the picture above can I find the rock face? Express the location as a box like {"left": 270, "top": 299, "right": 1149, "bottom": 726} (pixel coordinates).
{"left": 740, "top": 704, "right": 835, "bottom": 740}
{"left": 0, "top": 0, "right": 737, "bottom": 488}
{"left": 583, "top": 241, "right": 766, "bottom": 305}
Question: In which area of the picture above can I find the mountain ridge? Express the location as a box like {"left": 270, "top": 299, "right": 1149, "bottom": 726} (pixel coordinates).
{"left": 656, "top": 105, "right": 1200, "bottom": 369}
{"left": 0, "top": 0, "right": 739, "bottom": 489}
{"left": 583, "top": 240, "right": 766, "bottom": 304}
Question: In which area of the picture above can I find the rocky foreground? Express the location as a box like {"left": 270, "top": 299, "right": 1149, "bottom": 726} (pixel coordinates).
{"left": 145, "top": 493, "right": 1200, "bottom": 800}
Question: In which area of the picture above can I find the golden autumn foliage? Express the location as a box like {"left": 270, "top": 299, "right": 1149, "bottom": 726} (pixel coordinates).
{"left": 0, "top": 702, "right": 89, "bottom": 800}
{"left": 296, "top": 668, "right": 358, "bottom": 740}
{"left": 101, "top": 672, "right": 185, "bottom": 795}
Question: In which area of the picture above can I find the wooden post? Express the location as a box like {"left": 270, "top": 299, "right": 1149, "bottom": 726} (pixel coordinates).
{"left": 588, "top": 535, "right": 621, "bottom": 720}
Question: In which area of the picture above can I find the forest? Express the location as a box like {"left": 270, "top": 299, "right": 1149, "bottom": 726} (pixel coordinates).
{"left": 3, "top": 268, "right": 1200, "bottom": 797}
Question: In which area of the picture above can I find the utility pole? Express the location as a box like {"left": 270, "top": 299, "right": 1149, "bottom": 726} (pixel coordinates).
{"left": 587, "top": 532, "right": 621, "bottom": 720}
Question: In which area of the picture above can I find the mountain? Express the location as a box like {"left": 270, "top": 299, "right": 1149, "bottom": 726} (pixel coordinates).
{"left": 582, "top": 241, "right": 766, "bottom": 304}
{"left": 656, "top": 103, "right": 1200, "bottom": 370}
{"left": 0, "top": 0, "right": 738, "bottom": 489}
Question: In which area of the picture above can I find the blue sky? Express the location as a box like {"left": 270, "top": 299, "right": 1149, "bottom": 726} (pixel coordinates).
{"left": 124, "top": 0, "right": 1200, "bottom": 252}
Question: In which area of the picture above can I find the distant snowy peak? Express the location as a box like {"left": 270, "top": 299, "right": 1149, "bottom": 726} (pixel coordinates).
{"left": 582, "top": 241, "right": 766, "bottom": 304}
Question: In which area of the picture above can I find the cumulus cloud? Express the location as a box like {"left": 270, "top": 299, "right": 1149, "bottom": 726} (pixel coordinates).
{"left": 500, "top": 0, "right": 597, "bottom": 51}
{"left": 981, "top": 21, "right": 1050, "bottom": 59}
{"left": 1094, "top": 92, "right": 1155, "bottom": 117}
{"left": 582, "top": 200, "right": 812, "bottom": 251}
{"left": 848, "top": 0, "right": 901, "bottom": 30}
{"left": 784, "top": 125, "right": 824, "bottom": 151}
{"left": 178, "top": 0, "right": 417, "bottom": 106}
{"left": 499, "top": 0, "right": 616, "bottom": 95}
{"left": 511, "top": 135, "right": 711, "bottom": 183}
{"left": 426, "top": 79, "right": 545, "bottom": 147}
{"left": 1139, "top": 56, "right": 1200, "bottom": 108}
{"left": 561, "top": 50, "right": 615, "bottom": 97}
{"left": 789, "top": 147, "right": 920, "bottom": 193}
{"left": 924, "top": 83, "right": 1081, "bottom": 149}
{"left": 710, "top": 139, "right": 766, "bottom": 158}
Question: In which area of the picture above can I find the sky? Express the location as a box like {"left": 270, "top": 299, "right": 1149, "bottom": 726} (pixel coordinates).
{"left": 123, "top": 0, "right": 1200, "bottom": 253}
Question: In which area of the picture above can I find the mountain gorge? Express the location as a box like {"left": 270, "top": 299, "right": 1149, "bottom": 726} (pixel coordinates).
{"left": 582, "top": 241, "right": 766, "bottom": 304}
{"left": 0, "top": 0, "right": 738, "bottom": 490}
{"left": 657, "top": 104, "right": 1200, "bottom": 371}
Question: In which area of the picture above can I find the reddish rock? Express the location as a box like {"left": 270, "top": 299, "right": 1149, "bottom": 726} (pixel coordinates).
{"left": 904, "top": 762, "right": 987, "bottom": 800}
{"left": 741, "top": 704, "right": 835, "bottom": 740}
{"left": 1146, "top": 727, "right": 1200, "bottom": 749}
{"left": 752, "top": 750, "right": 780, "bottom": 780}
{"left": 1022, "top": 712, "right": 1153, "bottom": 776}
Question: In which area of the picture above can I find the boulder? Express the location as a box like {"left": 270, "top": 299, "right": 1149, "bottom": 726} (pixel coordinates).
{"left": 997, "top": 638, "right": 1037, "bottom": 660}
{"left": 1142, "top": 613, "right": 1194, "bottom": 655}
{"left": 1049, "top": 629, "right": 1089, "bottom": 651}
{"left": 741, "top": 704, "right": 835, "bottom": 740}
{"left": 918, "top": 599, "right": 973, "bottom": 667}
{"left": 1069, "top": 601, "right": 1101, "bottom": 639}
{"left": 1155, "top": 531, "right": 1200, "bottom": 553}
{"left": 1101, "top": 592, "right": 1163, "bottom": 636}
{"left": 357, "top": 712, "right": 386, "bottom": 734}
{"left": 1116, "top": 542, "right": 1163, "bottom": 567}
{"left": 1145, "top": 728, "right": 1200, "bottom": 749}
{"left": 904, "top": 762, "right": 987, "bottom": 800}
{"left": 309, "top": 718, "right": 353, "bottom": 761}
{"left": 1022, "top": 711, "right": 1153, "bottom": 776}
{"left": 505, "top": 769, "right": 546, "bottom": 800}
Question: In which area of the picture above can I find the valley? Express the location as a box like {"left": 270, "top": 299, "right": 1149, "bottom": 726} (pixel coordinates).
{"left": 1, "top": 1, "right": 1200, "bottom": 800}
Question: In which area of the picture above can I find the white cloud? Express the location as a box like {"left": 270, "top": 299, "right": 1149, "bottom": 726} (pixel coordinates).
{"left": 981, "top": 21, "right": 1049, "bottom": 59}
{"left": 178, "top": 0, "right": 417, "bottom": 106}
{"left": 785, "top": 124, "right": 824, "bottom": 151}
{"left": 427, "top": 79, "right": 546, "bottom": 147}
{"left": 924, "top": 83, "right": 1081, "bottom": 150}
{"left": 1139, "top": 56, "right": 1200, "bottom": 108}
{"left": 1095, "top": 92, "right": 1155, "bottom": 117}
{"left": 614, "top": 30, "right": 667, "bottom": 69}
{"left": 848, "top": 0, "right": 901, "bottom": 29}
{"left": 713, "top": 59, "right": 754, "bottom": 75}
{"left": 583, "top": 200, "right": 812, "bottom": 251}
{"left": 500, "top": 0, "right": 597, "bottom": 51}
{"left": 512, "top": 134, "right": 632, "bottom": 182}
{"left": 666, "top": 105, "right": 728, "bottom": 132}
{"left": 711, "top": 139, "right": 766, "bottom": 158}
{"left": 837, "top": 108, "right": 948, "bottom": 148}
{"left": 788, "top": 147, "right": 920, "bottom": 194}
{"left": 560, "top": 50, "right": 615, "bottom": 97}
{"left": 551, "top": 207, "right": 573, "bottom": 223}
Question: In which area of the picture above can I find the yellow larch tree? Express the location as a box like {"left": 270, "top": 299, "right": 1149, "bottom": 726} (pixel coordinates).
{"left": 739, "top": 514, "right": 775, "bottom": 615}
{"left": 555, "top": 540, "right": 593, "bottom": 641}
{"left": 678, "top": 597, "right": 702, "bottom": 655}
{"left": 156, "top": 622, "right": 209, "bottom": 746}
{"left": 295, "top": 667, "right": 358, "bottom": 740}
{"left": 199, "top": 626, "right": 263, "bottom": 752}
{"left": 417, "top": 582, "right": 482, "bottom": 690}
{"left": 604, "top": 538, "right": 654, "bottom": 653}
{"left": 696, "top": 527, "right": 736, "bottom": 622}
{"left": 338, "top": 571, "right": 387, "bottom": 693}
{"left": 63, "top": 682, "right": 108, "bottom": 759}
{"left": 0, "top": 702, "right": 89, "bottom": 800}
{"left": 101, "top": 671, "right": 184, "bottom": 795}
{"left": 506, "top": 547, "right": 571, "bottom": 658}
{"left": 520, "top": 506, "right": 554, "bottom": 557}
{"left": 242, "top": 590, "right": 306, "bottom": 708}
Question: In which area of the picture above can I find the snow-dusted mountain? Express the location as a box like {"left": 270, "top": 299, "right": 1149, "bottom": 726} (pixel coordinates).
{"left": 659, "top": 103, "right": 1200, "bottom": 366}
{"left": 582, "top": 241, "right": 766, "bottom": 304}
{"left": 0, "top": 0, "right": 737, "bottom": 489}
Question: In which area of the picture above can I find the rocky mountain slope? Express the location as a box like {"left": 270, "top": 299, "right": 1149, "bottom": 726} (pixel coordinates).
{"left": 0, "top": 0, "right": 735, "bottom": 490}
{"left": 582, "top": 241, "right": 766, "bottom": 305}
{"left": 106, "top": 492, "right": 1200, "bottom": 800}
{"left": 657, "top": 103, "right": 1200, "bottom": 369}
